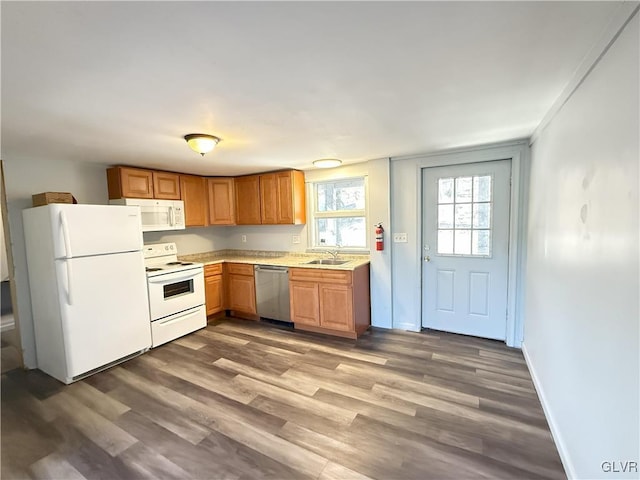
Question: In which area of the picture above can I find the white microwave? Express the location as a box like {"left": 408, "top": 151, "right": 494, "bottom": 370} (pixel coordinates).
{"left": 109, "top": 198, "right": 185, "bottom": 232}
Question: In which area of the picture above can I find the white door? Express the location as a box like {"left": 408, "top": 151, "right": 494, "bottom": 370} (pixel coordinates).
{"left": 56, "top": 250, "right": 151, "bottom": 379}
{"left": 50, "top": 204, "right": 143, "bottom": 259}
{"left": 421, "top": 160, "right": 511, "bottom": 340}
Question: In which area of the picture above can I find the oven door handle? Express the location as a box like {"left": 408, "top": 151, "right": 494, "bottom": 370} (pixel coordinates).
{"left": 147, "top": 270, "right": 202, "bottom": 284}
{"left": 157, "top": 308, "right": 202, "bottom": 326}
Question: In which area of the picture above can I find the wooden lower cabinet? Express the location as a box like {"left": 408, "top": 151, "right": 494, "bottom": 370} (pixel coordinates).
{"left": 289, "top": 281, "right": 320, "bottom": 326}
{"left": 226, "top": 263, "right": 257, "bottom": 318}
{"left": 289, "top": 265, "right": 370, "bottom": 339}
{"left": 204, "top": 264, "right": 224, "bottom": 316}
{"left": 319, "top": 284, "right": 353, "bottom": 332}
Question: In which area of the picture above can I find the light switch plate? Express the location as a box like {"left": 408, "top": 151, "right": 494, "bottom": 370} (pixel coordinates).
{"left": 393, "top": 233, "right": 408, "bottom": 243}
{"left": 292, "top": 235, "right": 301, "bottom": 244}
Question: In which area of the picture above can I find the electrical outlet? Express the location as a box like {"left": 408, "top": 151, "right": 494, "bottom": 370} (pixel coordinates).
{"left": 393, "top": 233, "right": 408, "bottom": 243}
{"left": 241, "top": 235, "right": 247, "bottom": 243}
{"left": 292, "top": 235, "right": 301, "bottom": 244}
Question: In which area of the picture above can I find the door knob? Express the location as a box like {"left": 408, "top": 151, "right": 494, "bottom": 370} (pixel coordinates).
{"left": 424, "top": 255, "right": 431, "bottom": 262}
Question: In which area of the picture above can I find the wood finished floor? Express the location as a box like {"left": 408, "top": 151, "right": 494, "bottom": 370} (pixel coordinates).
{"left": 1, "top": 319, "right": 565, "bottom": 480}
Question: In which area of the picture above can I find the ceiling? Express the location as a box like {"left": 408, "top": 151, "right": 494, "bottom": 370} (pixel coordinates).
{"left": 1, "top": 1, "right": 620, "bottom": 176}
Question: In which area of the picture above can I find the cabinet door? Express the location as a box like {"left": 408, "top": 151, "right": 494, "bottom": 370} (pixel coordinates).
{"left": 319, "top": 284, "right": 353, "bottom": 332}
{"left": 205, "top": 275, "right": 224, "bottom": 315}
{"left": 234, "top": 176, "right": 261, "bottom": 225}
{"left": 180, "top": 175, "right": 207, "bottom": 227}
{"left": 275, "top": 171, "right": 294, "bottom": 224}
{"left": 260, "top": 173, "right": 278, "bottom": 224}
{"left": 290, "top": 281, "right": 320, "bottom": 326}
{"left": 153, "top": 171, "right": 181, "bottom": 200}
{"left": 208, "top": 178, "right": 235, "bottom": 225}
{"left": 228, "top": 274, "right": 257, "bottom": 314}
{"left": 107, "top": 167, "right": 154, "bottom": 199}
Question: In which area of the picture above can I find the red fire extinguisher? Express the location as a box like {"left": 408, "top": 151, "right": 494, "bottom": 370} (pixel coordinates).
{"left": 375, "top": 223, "right": 384, "bottom": 251}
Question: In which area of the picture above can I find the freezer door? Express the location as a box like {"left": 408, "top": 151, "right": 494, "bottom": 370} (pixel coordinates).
{"left": 55, "top": 250, "right": 151, "bottom": 380}
{"left": 50, "top": 204, "right": 143, "bottom": 258}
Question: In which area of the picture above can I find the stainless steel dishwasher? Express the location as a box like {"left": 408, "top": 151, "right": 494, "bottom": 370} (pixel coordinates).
{"left": 254, "top": 265, "right": 290, "bottom": 322}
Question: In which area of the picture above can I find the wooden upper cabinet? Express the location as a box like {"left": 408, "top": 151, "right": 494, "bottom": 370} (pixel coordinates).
{"left": 179, "top": 175, "right": 207, "bottom": 227}
{"left": 153, "top": 171, "right": 181, "bottom": 200}
{"left": 207, "top": 178, "right": 235, "bottom": 225}
{"left": 107, "top": 166, "right": 154, "bottom": 199}
{"left": 259, "top": 173, "right": 278, "bottom": 224}
{"left": 276, "top": 170, "right": 305, "bottom": 224}
{"left": 235, "top": 175, "right": 261, "bottom": 225}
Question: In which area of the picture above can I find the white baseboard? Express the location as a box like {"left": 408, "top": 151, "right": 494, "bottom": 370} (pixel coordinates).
{"left": 521, "top": 342, "right": 576, "bottom": 480}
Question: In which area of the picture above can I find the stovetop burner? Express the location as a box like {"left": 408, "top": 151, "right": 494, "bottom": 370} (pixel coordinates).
{"left": 143, "top": 243, "right": 203, "bottom": 277}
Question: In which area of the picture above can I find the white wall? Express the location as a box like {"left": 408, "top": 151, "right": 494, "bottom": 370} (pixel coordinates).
{"left": 144, "top": 228, "right": 226, "bottom": 254}
{"left": 217, "top": 224, "right": 307, "bottom": 252}
{"left": 367, "top": 158, "right": 392, "bottom": 329}
{"left": 523, "top": 13, "right": 639, "bottom": 479}
{"left": 3, "top": 157, "right": 112, "bottom": 368}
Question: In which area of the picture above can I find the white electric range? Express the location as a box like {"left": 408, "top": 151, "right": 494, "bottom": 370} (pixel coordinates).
{"left": 143, "top": 242, "right": 206, "bottom": 347}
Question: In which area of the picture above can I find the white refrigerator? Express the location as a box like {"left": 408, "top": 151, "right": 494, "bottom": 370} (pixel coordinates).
{"left": 22, "top": 204, "right": 152, "bottom": 384}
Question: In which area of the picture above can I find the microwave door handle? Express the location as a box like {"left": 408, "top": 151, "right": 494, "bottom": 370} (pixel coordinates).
{"left": 169, "top": 206, "right": 175, "bottom": 227}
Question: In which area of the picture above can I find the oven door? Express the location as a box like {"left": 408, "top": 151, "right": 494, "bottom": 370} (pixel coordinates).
{"left": 147, "top": 267, "right": 205, "bottom": 321}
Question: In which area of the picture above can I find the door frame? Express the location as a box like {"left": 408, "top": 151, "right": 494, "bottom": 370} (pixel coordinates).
{"left": 1, "top": 160, "right": 25, "bottom": 369}
{"left": 413, "top": 141, "right": 529, "bottom": 347}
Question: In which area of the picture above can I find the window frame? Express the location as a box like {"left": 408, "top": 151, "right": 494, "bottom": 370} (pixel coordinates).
{"left": 306, "top": 176, "right": 369, "bottom": 253}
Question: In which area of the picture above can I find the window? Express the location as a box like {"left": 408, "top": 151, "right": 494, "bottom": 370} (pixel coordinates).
{"left": 309, "top": 177, "right": 367, "bottom": 249}
{"left": 437, "top": 174, "right": 492, "bottom": 256}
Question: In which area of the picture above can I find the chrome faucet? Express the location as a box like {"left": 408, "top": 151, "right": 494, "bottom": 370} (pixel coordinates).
{"left": 325, "top": 245, "right": 341, "bottom": 260}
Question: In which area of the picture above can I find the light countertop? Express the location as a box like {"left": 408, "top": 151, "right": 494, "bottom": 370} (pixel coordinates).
{"left": 179, "top": 249, "right": 370, "bottom": 271}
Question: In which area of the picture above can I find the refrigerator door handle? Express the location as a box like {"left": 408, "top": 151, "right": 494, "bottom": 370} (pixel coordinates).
{"left": 64, "top": 259, "right": 74, "bottom": 305}
{"left": 60, "top": 211, "right": 73, "bottom": 258}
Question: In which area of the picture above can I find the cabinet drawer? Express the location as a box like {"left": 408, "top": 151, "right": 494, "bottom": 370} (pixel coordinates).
{"left": 204, "top": 263, "right": 223, "bottom": 276}
{"left": 226, "top": 263, "right": 255, "bottom": 276}
{"left": 289, "top": 267, "right": 352, "bottom": 285}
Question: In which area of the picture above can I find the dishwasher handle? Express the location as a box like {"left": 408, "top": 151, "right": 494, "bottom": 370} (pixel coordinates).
{"left": 254, "top": 265, "right": 289, "bottom": 273}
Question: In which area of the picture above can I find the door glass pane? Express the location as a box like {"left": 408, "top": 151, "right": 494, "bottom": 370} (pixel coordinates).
{"left": 437, "top": 229, "right": 454, "bottom": 254}
{"left": 472, "top": 230, "right": 491, "bottom": 255}
{"left": 473, "top": 175, "right": 492, "bottom": 202}
{"left": 436, "top": 173, "right": 493, "bottom": 257}
{"left": 438, "top": 205, "right": 454, "bottom": 228}
{"left": 454, "top": 230, "right": 471, "bottom": 255}
{"left": 473, "top": 203, "right": 491, "bottom": 228}
{"left": 438, "top": 178, "right": 454, "bottom": 204}
{"left": 454, "top": 204, "right": 472, "bottom": 228}
{"left": 455, "top": 177, "right": 472, "bottom": 202}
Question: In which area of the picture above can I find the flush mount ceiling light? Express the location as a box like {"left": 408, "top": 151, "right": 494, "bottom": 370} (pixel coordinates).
{"left": 184, "top": 134, "right": 221, "bottom": 156}
{"left": 313, "top": 158, "right": 342, "bottom": 169}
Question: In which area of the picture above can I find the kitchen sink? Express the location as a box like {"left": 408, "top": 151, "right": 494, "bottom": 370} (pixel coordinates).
{"left": 305, "top": 259, "right": 349, "bottom": 265}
